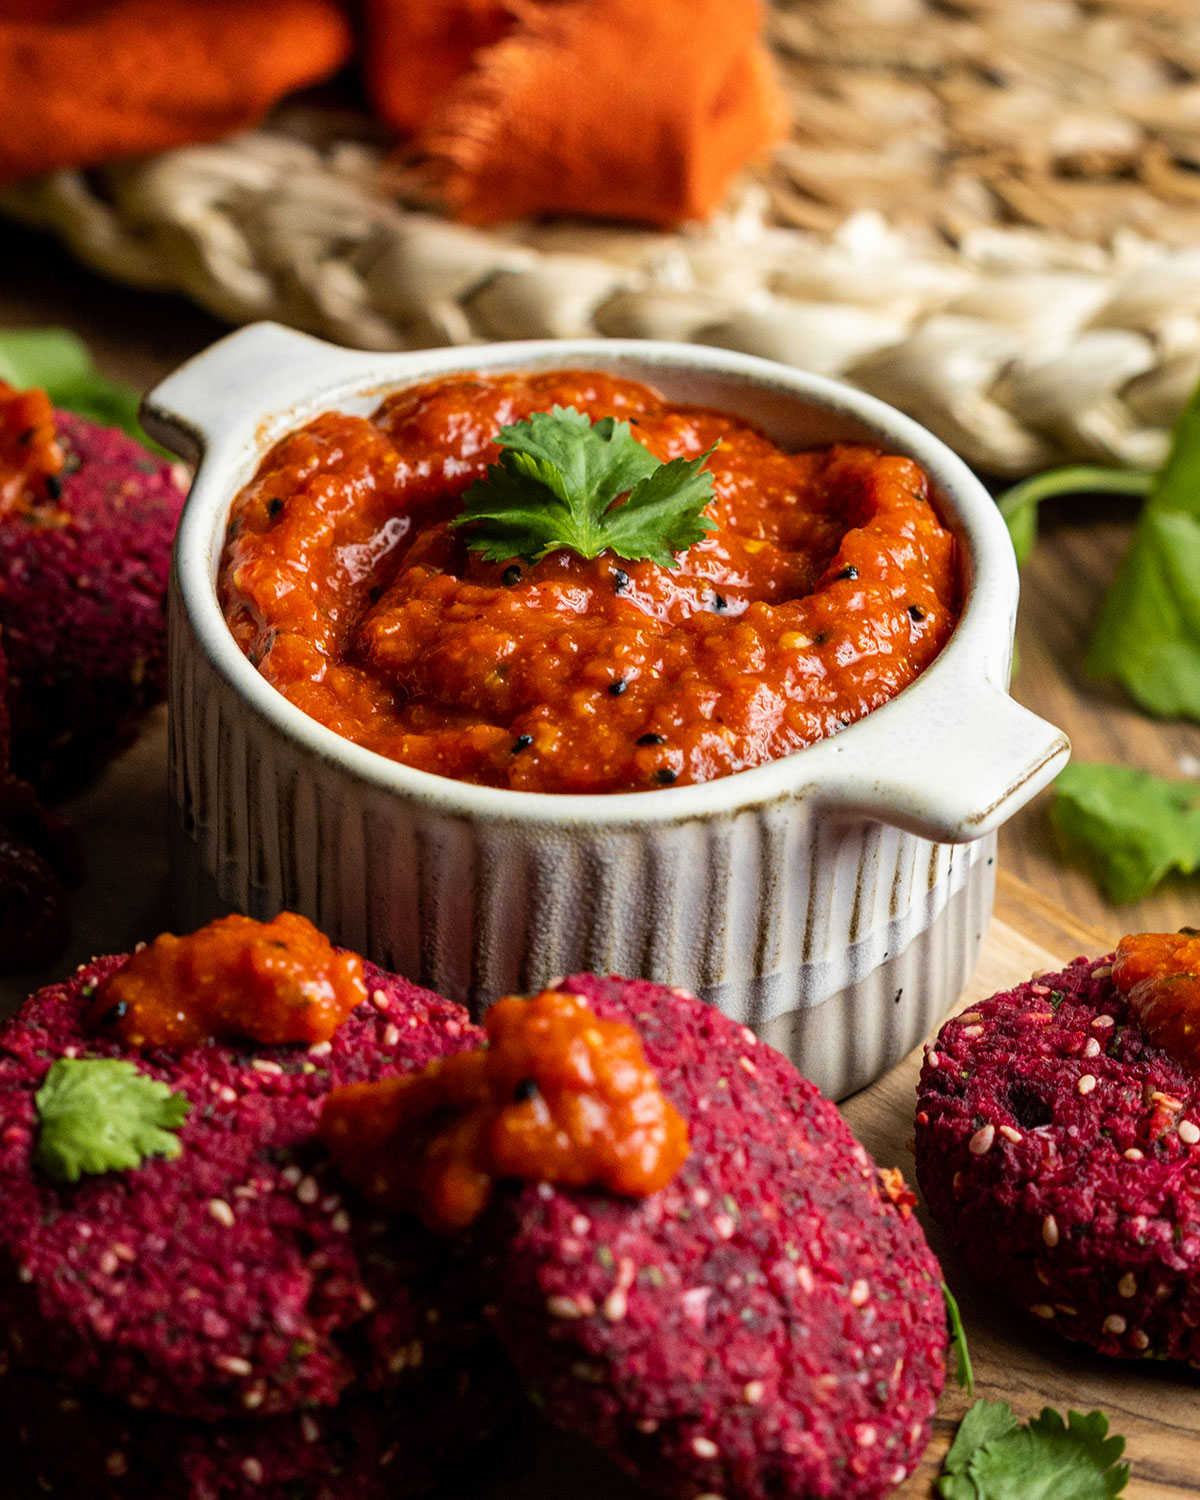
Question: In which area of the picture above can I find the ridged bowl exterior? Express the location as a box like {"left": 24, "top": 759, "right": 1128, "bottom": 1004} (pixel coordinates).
{"left": 155, "top": 327, "right": 1065, "bottom": 1100}
{"left": 171, "top": 593, "right": 995, "bottom": 1100}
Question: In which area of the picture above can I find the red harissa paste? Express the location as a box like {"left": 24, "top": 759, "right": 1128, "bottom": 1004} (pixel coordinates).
{"left": 219, "top": 370, "right": 961, "bottom": 794}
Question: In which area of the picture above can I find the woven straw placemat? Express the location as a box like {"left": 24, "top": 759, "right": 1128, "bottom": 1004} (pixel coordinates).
{"left": 4, "top": 0, "right": 1200, "bottom": 476}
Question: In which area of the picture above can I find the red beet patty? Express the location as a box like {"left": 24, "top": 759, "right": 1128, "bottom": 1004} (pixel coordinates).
{"left": 1, "top": 1355, "right": 513, "bottom": 1500}
{"left": 915, "top": 953, "right": 1200, "bottom": 1362}
{"left": 477, "top": 974, "right": 947, "bottom": 1500}
{"left": 0, "top": 412, "right": 184, "bottom": 796}
{"left": 0, "top": 951, "right": 486, "bottom": 1419}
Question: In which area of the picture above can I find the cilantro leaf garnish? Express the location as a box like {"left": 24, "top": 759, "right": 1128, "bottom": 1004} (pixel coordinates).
{"left": 1049, "top": 761, "right": 1200, "bottom": 904}
{"left": 35, "top": 1058, "right": 190, "bottom": 1183}
{"left": 942, "top": 1281, "right": 974, "bottom": 1394}
{"left": 449, "top": 406, "right": 718, "bottom": 568}
{"left": 940, "top": 1401, "right": 1130, "bottom": 1500}
{"left": 940, "top": 1400, "right": 1021, "bottom": 1500}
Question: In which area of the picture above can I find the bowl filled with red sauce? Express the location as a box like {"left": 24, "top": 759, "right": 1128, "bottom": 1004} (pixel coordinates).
{"left": 148, "top": 324, "right": 1068, "bottom": 1098}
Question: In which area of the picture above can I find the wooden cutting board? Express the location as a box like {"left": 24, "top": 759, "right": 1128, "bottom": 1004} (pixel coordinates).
{"left": 3, "top": 715, "right": 1197, "bottom": 1497}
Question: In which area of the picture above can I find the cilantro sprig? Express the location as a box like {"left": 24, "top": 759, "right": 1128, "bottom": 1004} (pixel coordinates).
{"left": 449, "top": 406, "right": 718, "bottom": 568}
{"left": 35, "top": 1057, "right": 190, "bottom": 1183}
{"left": 936, "top": 1311, "right": 1130, "bottom": 1499}
{"left": 940, "top": 1400, "right": 1130, "bottom": 1500}
{"left": 997, "top": 370, "right": 1200, "bottom": 723}
{"left": 942, "top": 1282, "right": 974, "bottom": 1394}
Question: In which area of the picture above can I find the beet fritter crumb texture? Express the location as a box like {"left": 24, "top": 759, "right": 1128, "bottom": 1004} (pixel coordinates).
{"left": 0, "top": 953, "right": 488, "bottom": 1420}
{"left": 479, "top": 974, "right": 947, "bottom": 1500}
{"left": 0, "top": 644, "right": 82, "bottom": 971}
{"left": 1, "top": 1358, "right": 512, "bottom": 1500}
{"left": 0, "top": 412, "right": 184, "bottom": 796}
{"left": 916, "top": 954, "right": 1200, "bottom": 1362}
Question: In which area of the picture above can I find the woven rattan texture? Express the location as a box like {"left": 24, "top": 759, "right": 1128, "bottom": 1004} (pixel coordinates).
{"left": 765, "top": 0, "right": 1200, "bottom": 246}
{"left": 4, "top": 0, "right": 1200, "bottom": 476}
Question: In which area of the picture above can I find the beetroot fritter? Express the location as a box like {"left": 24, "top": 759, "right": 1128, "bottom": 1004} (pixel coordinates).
{"left": 0, "top": 645, "right": 81, "bottom": 971}
{"left": 477, "top": 974, "right": 947, "bottom": 1500}
{"left": 0, "top": 411, "right": 184, "bottom": 795}
{"left": 915, "top": 953, "right": 1200, "bottom": 1362}
{"left": 2, "top": 1356, "right": 513, "bottom": 1500}
{"left": 0, "top": 952, "right": 485, "bottom": 1419}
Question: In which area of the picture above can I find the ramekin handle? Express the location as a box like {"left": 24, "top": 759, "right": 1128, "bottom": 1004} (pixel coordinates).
{"left": 817, "top": 676, "right": 1070, "bottom": 843}
{"left": 141, "top": 323, "right": 392, "bottom": 463}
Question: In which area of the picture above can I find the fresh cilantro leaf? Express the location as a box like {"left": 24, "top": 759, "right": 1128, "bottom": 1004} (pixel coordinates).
{"left": 942, "top": 1282, "right": 974, "bottom": 1394}
{"left": 940, "top": 1399, "right": 1021, "bottom": 1500}
{"left": 592, "top": 450, "right": 720, "bottom": 566}
{"left": 997, "top": 466, "right": 1152, "bottom": 568}
{"left": 1049, "top": 761, "right": 1200, "bottom": 904}
{"left": 1085, "top": 508, "right": 1200, "bottom": 719}
{"left": 0, "top": 327, "right": 163, "bottom": 452}
{"left": 35, "top": 1057, "right": 190, "bottom": 1183}
{"left": 1085, "top": 375, "right": 1200, "bottom": 720}
{"left": 450, "top": 405, "right": 718, "bottom": 568}
{"left": 941, "top": 1403, "right": 1129, "bottom": 1500}
{"left": 967, "top": 1409, "right": 1129, "bottom": 1500}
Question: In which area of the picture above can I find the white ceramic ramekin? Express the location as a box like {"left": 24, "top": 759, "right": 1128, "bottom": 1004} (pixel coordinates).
{"left": 147, "top": 324, "right": 1068, "bottom": 1098}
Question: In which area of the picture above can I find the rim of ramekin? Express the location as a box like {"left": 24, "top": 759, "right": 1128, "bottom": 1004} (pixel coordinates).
{"left": 159, "top": 331, "right": 1032, "bottom": 832}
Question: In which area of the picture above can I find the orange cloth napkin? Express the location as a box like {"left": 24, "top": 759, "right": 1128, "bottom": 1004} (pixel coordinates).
{"left": 0, "top": 1, "right": 353, "bottom": 182}
{"left": 0, "top": 0, "right": 785, "bottom": 227}
{"left": 367, "top": 0, "right": 787, "bottom": 225}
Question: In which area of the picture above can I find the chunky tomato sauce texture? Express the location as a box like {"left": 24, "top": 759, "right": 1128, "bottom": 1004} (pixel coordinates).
{"left": 322, "top": 988, "right": 689, "bottom": 1232}
{"left": 219, "top": 371, "right": 962, "bottom": 794}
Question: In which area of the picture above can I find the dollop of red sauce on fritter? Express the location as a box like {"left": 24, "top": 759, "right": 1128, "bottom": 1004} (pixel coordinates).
{"left": 219, "top": 370, "right": 961, "bottom": 794}
{"left": 0, "top": 382, "right": 64, "bottom": 514}
{"left": 90, "top": 911, "right": 367, "bottom": 1048}
{"left": 320, "top": 988, "right": 690, "bottom": 1231}
{"left": 1114, "top": 930, "right": 1200, "bottom": 1072}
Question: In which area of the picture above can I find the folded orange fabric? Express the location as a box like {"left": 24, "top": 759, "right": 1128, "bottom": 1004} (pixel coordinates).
{"left": 0, "top": 0, "right": 785, "bottom": 228}
{"left": 376, "top": 0, "right": 787, "bottom": 226}
{"left": 0, "top": 0, "right": 352, "bottom": 184}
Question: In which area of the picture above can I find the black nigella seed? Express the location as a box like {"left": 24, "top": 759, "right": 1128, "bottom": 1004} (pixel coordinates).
{"left": 712, "top": 594, "right": 727, "bottom": 611}
{"left": 637, "top": 732, "right": 665, "bottom": 746}
{"left": 836, "top": 565, "right": 858, "bottom": 581}
{"left": 608, "top": 679, "right": 627, "bottom": 696}
{"left": 44, "top": 473, "right": 63, "bottom": 501}
{"left": 513, "top": 1077, "right": 539, "bottom": 1103}
{"left": 268, "top": 496, "right": 284, "bottom": 519}
{"left": 908, "top": 604, "right": 926, "bottom": 622}
{"left": 17, "top": 427, "right": 33, "bottom": 446}
{"left": 612, "top": 568, "right": 629, "bottom": 592}
{"left": 655, "top": 768, "right": 678, "bottom": 785}
{"left": 502, "top": 565, "right": 522, "bottom": 587}
{"left": 512, "top": 733, "right": 533, "bottom": 753}
{"left": 99, "top": 1001, "right": 128, "bottom": 1025}
{"left": 813, "top": 631, "right": 828, "bottom": 645}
